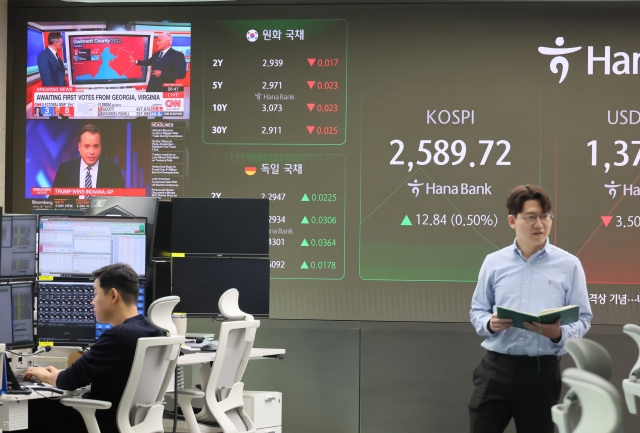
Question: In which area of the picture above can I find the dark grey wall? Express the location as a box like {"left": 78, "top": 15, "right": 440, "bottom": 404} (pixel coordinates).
{"left": 188, "top": 319, "right": 639, "bottom": 433}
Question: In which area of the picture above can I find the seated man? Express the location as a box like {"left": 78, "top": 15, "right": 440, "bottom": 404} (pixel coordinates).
{"left": 24, "top": 263, "right": 163, "bottom": 433}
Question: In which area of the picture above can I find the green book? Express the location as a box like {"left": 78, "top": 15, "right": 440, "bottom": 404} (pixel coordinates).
{"left": 497, "top": 305, "right": 579, "bottom": 330}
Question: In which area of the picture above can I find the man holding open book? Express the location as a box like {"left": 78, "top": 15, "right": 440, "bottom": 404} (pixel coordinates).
{"left": 468, "top": 184, "right": 592, "bottom": 433}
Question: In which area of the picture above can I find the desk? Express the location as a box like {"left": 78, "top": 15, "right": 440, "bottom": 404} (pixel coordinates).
{"left": 0, "top": 348, "right": 284, "bottom": 432}
{"left": 178, "top": 348, "right": 285, "bottom": 365}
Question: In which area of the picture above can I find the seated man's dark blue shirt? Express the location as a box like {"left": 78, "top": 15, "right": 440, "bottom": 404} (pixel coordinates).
{"left": 57, "top": 314, "right": 163, "bottom": 433}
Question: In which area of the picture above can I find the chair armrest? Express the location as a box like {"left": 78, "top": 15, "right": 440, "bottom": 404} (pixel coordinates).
{"left": 60, "top": 398, "right": 112, "bottom": 433}
{"left": 175, "top": 389, "right": 205, "bottom": 433}
{"left": 60, "top": 398, "right": 112, "bottom": 410}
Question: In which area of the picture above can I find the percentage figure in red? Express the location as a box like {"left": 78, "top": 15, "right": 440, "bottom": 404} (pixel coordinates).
{"left": 307, "top": 80, "right": 316, "bottom": 89}
{"left": 307, "top": 58, "right": 316, "bottom": 66}
{"left": 307, "top": 103, "right": 316, "bottom": 111}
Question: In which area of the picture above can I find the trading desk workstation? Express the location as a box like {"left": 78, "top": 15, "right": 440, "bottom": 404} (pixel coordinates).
{"left": 0, "top": 198, "right": 284, "bottom": 433}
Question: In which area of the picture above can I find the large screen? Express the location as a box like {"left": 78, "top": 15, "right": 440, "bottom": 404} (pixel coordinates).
{"left": 9, "top": 3, "right": 640, "bottom": 323}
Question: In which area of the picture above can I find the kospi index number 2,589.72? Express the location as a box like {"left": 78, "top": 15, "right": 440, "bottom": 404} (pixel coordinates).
{"left": 390, "top": 139, "right": 511, "bottom": 171}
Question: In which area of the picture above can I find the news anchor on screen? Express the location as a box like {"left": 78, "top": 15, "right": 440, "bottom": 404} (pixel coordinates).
{"left": 130, "top": 31, "right": 186, "bottom": 92}
{"left": 37, "top": 32, "right": 66, "bottom": 87}
{"left": 53, "top": 124, "right": 125, "bottom": 193}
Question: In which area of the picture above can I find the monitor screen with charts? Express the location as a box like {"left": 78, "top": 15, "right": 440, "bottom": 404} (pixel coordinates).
{"left": 38, "top": 216, "right": 147, "bottom": 278}
{"left": 0, "top": 282, "right": 35, "bottom": 349}
{"left": 37, "top": 281, "right": 146, "bottom": 345}
{"left": 1, "top": 214, "right": 38, "bottom": 278}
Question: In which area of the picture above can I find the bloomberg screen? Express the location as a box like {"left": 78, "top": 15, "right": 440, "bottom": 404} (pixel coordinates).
{"left": 10, "top": 4, "right": 640, "bottom": 323}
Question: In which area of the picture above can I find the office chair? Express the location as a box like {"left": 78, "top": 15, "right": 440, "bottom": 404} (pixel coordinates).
{"left": 552, "top": 338, "right": 613, "bottom": 433}
{"left": 622, "top": 324, "right": 640, "bottom": 414}
{"left": 60, "top": 335, "right": 184, "bottom": 433}
{"left": 556, "top": 368, "right": 624, "bottom": 433}
{"left": 173, "top": 288, "right": 260, "bottom": 433}
{"left": 147, "top": 295, "right": 181, "bottom": 336}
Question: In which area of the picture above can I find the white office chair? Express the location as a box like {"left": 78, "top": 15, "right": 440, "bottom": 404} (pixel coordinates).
{"left": 60, "top": 335, "right": 184, "bottom": 433}
{"left": 622, "top": 324, "right": 640, "bottom": 414}
{"left": 147, "top": 295, "right": 181, "bottom": 336}
{"left": 552, "top": 338, "right": 613, "bottom": 433}
{"left": 172, "top": 288, "right": 260, "bottom": 433}
{"left": 558, "top": 368, "right": 624, "bottom": 433}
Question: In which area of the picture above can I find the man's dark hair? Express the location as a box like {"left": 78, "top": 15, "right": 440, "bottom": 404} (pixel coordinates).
{"left": 506, "top": 184, "right": 552, "bottom": 216}
{"left": 48, "top": 32, "right": 62, "bottom": 45}
{"left": 77, "top": 124, "right": 101, "bottom": 143}
{"left": 93, "top": 263, "right": 139, "bottom": 305}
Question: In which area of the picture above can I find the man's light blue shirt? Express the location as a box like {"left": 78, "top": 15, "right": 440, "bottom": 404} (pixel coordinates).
{"left": 470, "top": 238, "right": 592, "bottom": 356}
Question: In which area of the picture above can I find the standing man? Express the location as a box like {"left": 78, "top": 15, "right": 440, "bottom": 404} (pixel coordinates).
{"left": 37, "top": 32, "right": 67, "bottom": 87}
{"left": 130, "top": 31, "right": 186, "bottom": 92}
{"left": 468, "top": 184, "right": 592, "bottom": 433}
{"left": 53, "top": 124, "right": 125, "bottom": 193}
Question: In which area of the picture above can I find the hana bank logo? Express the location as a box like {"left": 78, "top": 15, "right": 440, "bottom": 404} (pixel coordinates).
{"left": 538, "top": 37, "right": 582, "bottom": 83}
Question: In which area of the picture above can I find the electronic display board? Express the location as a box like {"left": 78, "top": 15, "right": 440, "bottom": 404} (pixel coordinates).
{"left": 8, "top": 3, "right": 640, "bottom": 323}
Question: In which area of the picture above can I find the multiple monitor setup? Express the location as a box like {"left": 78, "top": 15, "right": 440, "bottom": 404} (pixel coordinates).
{"left": 167, "top": 198, "right": 270, "bottom": 317}
{"left": 36, "top": 215, "right": 147, "bottom": 346}
{"left": 0, "top": 197, "right": 270, "bottom": 352}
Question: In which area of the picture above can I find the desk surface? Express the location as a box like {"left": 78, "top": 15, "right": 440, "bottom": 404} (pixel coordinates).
{"left": 1, "top": 348, "right": 285, "bottom": 401}
{"left": 178, "top": 347, "right": 286, "bottom": 365}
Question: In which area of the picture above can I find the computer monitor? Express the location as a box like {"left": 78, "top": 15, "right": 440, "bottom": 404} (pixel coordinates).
{"left": 151, "top": 200, "right": 172, "bottom": 258}
{"left": 170, "top": 198, "right": 269, "bottom": 256}
{"left": 38, "top": 215, "right": 147, "bottom": 278}
{"left": 37, "top": 280, "right": 146, "bottom": 346}
{"left": 171, "top": 257, "right": 270, "bottom": 317}
{"left": 88, "top": 196, "right": 159, "bottom": 264}
{"left": 1, "top": 214, "right": 38, "bottom": 278}
{"left": 0, "top": 282, "right": 35, "bottom": 349}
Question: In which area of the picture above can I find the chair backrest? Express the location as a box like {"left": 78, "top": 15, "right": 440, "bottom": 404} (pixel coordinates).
{"left": 565, "top": 338, "right": 613, "bottom": 380}
{"left": 562, "top": 368, "right": 624, "bottom": 433}
{"left": 623, "top": 324, "right": 640, "bottom": 379}
{"left": 116, "top": 335, "right": 184, "bottom": 433}
{"left": 196, "top": 318, "right": 260, "bottom": 432}
{"left": 148, "top": 295, "right": 180, "bottom": 336}
{"left": 219, "top": 288, "right": 253, "bottom": 320}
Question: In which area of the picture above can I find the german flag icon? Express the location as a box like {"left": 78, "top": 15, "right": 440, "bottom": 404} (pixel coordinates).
{"left": 244, "top": 166, "right": 257, "bottom": 176}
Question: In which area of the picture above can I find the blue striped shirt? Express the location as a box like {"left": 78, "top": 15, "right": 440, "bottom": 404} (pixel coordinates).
{"left": 470, "top": 238, "right": 592, "bottom": 356}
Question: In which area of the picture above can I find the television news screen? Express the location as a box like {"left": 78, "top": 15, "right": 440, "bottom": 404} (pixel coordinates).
{"left": 171, "top": 257, "right": 270, "bottom": 317}
{"left": 27, "top": 21, "right": 191, "bottom": 121}
{"left": 38, "top": 215, "right": 147, "bottom": 278}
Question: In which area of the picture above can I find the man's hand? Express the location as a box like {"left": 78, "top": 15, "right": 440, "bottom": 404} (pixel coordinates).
{"left": 23, "top": 366, "right": 60, "bottom": 386}
{"left": 523, "top": 318, "right": 562, "bottom": 340}
{"left": 152, "top": 70, "right": 162, "bottom": 77}
{"left": 488, "top": 312, "right": 512, "bottom": 333}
